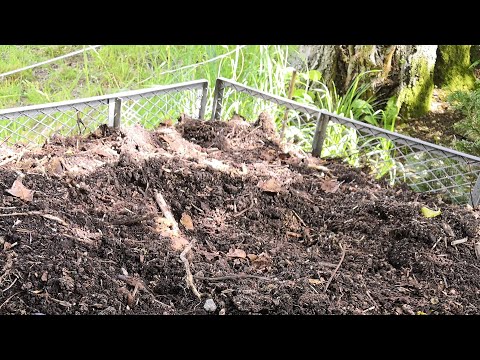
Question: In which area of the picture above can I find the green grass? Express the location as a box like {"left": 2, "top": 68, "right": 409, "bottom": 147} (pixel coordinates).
{"left": 0, "top": 45, "right": 294, "bottom": 143}
{"left": 0, "top": 45, "right": 293, "bottom": 109}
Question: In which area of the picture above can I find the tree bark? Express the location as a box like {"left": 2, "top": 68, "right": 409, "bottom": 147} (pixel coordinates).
{"left": 295, "top": 45, "right": 438, "bottom": 119}
{"left": 434, "top": 45, "right": 475, "bottom": 92}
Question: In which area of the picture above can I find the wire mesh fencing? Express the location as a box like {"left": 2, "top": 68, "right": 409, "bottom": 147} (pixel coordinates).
{"left": 3, "top": 75, "right": 480, "bottom": 206}
{"left": 0, "top": 79, "right": 208, "bottom": 146}
{"left": 211, "top": 77, "right": 480, "bottom": 206}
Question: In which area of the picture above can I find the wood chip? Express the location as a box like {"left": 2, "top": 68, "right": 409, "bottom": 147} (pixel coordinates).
{"left": 441, "top": 222, "right": 455, "bottom": 237}
{"left": 475, "top": 241, "right": 480, "bottom": 260}
{"left": 286, "top": 231, "right": 302, "bottom": 238}
{"left": 226, "top": 248, "right": 247, "bottom": 259}
{"left": 451, "top": 238, "right": 468, "bottom": 246}
{"left": 180, "top": 213, "right": 194, "bottom": 230}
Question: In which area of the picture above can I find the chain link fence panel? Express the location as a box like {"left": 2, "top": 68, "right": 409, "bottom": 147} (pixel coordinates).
{"left": 0, "top": 79, "right": 208, "bottom": 146}
{"left": 211, "top": 77, "right": 480, "bottom": 206}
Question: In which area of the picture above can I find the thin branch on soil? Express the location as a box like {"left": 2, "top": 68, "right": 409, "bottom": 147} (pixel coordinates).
{"left": 0, "top": 211, "right": 68, "bottom": 227}
{"left": 110, "top": 212, "right": 154, "bottom": 226}
{"left": 154, "top": 191, "right": 179, "bottom": 233}
{"left": 432, "top": 237, "right": 443, "bottom": 250}
{"left": 60, "top": 233, "right": 98, "bottom": 247}
{"left": 195, "top": 273, "right": 273, "bottom": 282}
{"left": 451, "top": 238, "right": 468, "bottom": 246}
{"left": 317, "top": 261, "right": 338, "bottom": 269}
{"left": 117, "top": 274, "right": 174, "bottom": 309}
{"left": 291, "top": 209, "right": 307, "bottom": 227}
{"left": 0, "top": 292, "right": 20, "bottom": 310}
{"left": 233, "top": 197, "right": 255, "bottom": 218}
{"left": 2, "top": 276, "right": 18, "bottom": 293}
{"left": 180, "top": 240, "right": 202, "bottom": 299}
{"left": 324, "top": 243, "right": 347, "bottom": 293}
{"left": 190, "top": 203, "right": 204, "bottom": 213}
{"left": 0, "top": 135, "right": 11, "bottom": 148}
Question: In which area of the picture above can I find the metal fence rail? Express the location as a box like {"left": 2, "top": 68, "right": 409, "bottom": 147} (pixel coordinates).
{"left": 211, "top": 77, "right": 480, "bottom": 206}
{"left": 2, "top": 76, "right": 480, "bottom": 206}
{"left": 0, "top": 79, "right": 208, "bottom": 145}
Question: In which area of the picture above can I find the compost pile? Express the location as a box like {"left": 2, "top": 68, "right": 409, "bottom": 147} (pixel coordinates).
{"left": 1, "top": 113, "right": 479, "bottom": 315}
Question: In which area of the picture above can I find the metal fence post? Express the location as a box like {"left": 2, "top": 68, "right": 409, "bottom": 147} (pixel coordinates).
{"left": 471, "top": 174, "right": 480, "bottom": 207}
{"left": 108, "top": 97, "right": 122, "bottom": 129}
{"left": 211, "top": 78, "right": 224, "bottom": 120}
{"left": 198, "top": 82, "right": 208, "bottom": 120}
{"left": 312, "top": 112, "right": 330, "bottom": 157}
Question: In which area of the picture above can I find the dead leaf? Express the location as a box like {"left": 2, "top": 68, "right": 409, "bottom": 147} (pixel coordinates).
{"left": 3, "top": 242, "right": 12, "bottom": 251}
{"left": 247, "top": 254, "right": 258, "bottom": 261}
{"left": 441, "top": 222, "right": 455, "bottom": 237}
{"left": 6, "top": 176, "right": 34, "bottom": 202}
{"left": 320, "top": 178, "right": 340, "bottom": 193}
{"left": 180, "top": 213, "right": 194, "bottom": 230}
{"left": 308, "top": 278, "right": 323, "bottom": 285}
{"left": 139, "top": 254, "right": 145, "bottom": 263}
{"left": 475, "top": 241, "right": 480, "bottom": 260}
{"left": 171, "top": 236, "right": 190, "bottom": 251}
{"left": 117, "top": 275, "right": 146, "bottom": 292}
{"left": 90, "top": 146, "right": 116, "bottom": 158}
{"left": 258, "top": 178, "right": 283, "bottom": 193}
{"left": 251, "top": 253, "right": 272, "bottom": 270}
{"left": 48, "top": 157, "right": 64, "bottom": 176}
{"left": 198, "top": 250, "right": 220, "bottom": 261}
{"left": 163, "top": 119, "right": 175, "bottom": 127}
{"left": 227, "top": 248, "right": 247, "bottom": 259}
{"left": 41, "top": 271, "right": 48, "bottom": 282}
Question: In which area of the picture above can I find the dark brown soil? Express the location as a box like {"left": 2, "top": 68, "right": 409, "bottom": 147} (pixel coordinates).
{"left": 397, "top": 110, "right": 463, "bottom": 148}
{"left": 1, "top": 113, "right": 480, "bottom": 315}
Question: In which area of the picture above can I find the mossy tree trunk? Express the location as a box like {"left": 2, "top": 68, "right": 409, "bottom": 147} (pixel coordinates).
{"left": 434, "top": 45, "right": 475, "bottom": 92}
{"left": 296, "top": 45, "right": 438, "bottom": 119}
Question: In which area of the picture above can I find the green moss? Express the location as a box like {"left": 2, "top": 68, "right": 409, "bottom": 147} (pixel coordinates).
{"left": 470, "top": 45, "right": 480, "bottom": 67}
{"left": 399, "top": 57, "right": 434, "bottom": 118}
{"left": 434, "top": 45, "right": 475, "bottom": 92}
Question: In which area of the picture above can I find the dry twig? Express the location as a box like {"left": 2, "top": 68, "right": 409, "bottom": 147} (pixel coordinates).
{"left": 0, "top": 211, "right": 68, "bottom": 226}
{"left": 110, "top": 212, "right": 154, "bottom": 226}
{"left": 324, "top": 242, "right": 347, "bottom": 292}
{"left": 291, "top": 209, "right": 307, "bottom": 227}
{"left": 233, "top": 196, "right": 255, "bottom": 218}
{"left": 195, "top": 273, "right": 273, "bottom": 282}
{"left": 180, "top": 240, "right": 202, "bottom": 299}
{"left": 154, "top": 191, "right": 179, "bottom": 233}
{"left": 0, "top": 292, "right": 20, "bottom": 310}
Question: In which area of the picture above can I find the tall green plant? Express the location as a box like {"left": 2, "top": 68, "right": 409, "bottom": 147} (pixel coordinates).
{"left": 448, "top": 88, "right": 480, "bottom": 156}
{"left": 287, "top": 70, "right": 400, "bottom": 182}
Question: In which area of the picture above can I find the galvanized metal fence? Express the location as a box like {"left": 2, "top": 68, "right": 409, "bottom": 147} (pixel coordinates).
{"left": 211, "top": 77, "right": 480, "bottom": 206}
{"left": 0, "top": 79, "right": 208, "bottom": 146}
{"left": 2, "top": 76, "right": 480, "bottom": 206}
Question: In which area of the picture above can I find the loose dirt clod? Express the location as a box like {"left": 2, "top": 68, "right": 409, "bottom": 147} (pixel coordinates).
{"left": 1, "top": 115, "right": 480, "bottom": 314}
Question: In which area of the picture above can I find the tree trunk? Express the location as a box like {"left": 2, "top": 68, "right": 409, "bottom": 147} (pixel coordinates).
{"left": 295, "top": 45, "right": 438, "bottom": 119}
{"left": 434, "top": 45, "right": 475, "bottom": 92}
